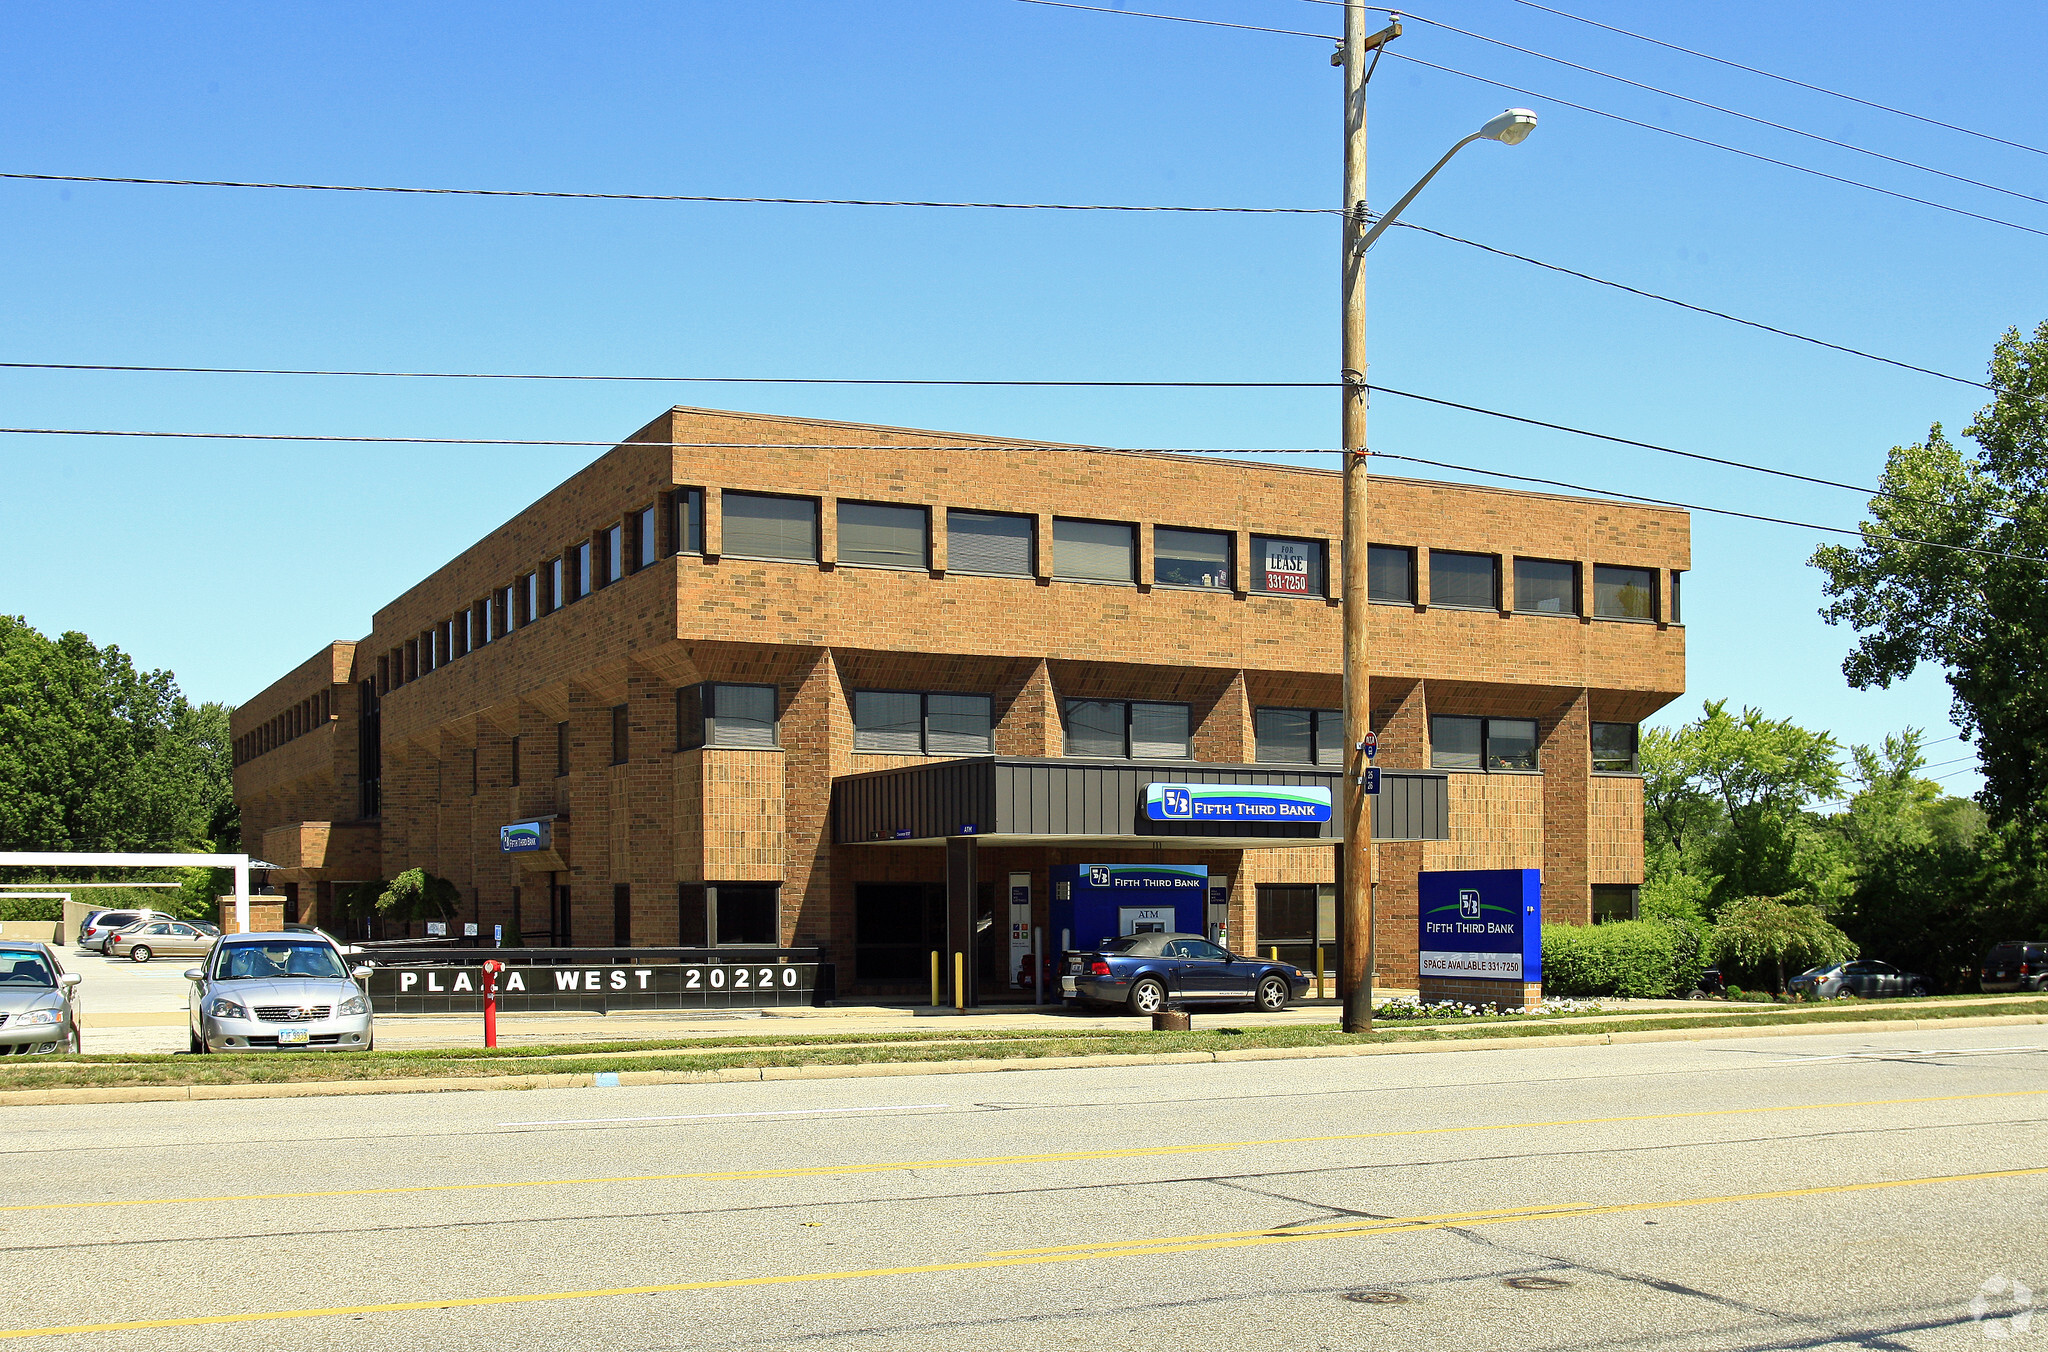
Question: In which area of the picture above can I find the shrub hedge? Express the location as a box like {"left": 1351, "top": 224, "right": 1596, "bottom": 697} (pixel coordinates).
{"left": 1542, "top": 919, "right": 1707, "bottom": 999}
{"left": 0, "top": 897, "right": 62, "bottom": 922}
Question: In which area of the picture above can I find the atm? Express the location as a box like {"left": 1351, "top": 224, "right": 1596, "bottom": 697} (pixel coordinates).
{"left": 1049, "top": 864, "right": 1208, "bottom": 952}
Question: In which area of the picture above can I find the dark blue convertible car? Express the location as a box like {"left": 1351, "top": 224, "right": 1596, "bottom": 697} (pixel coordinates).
{"left": 1060, "top": 932, "right": 1312, "bottom": 1014}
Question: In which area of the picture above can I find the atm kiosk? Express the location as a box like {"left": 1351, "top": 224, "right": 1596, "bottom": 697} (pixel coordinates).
{"left": 1049, "top": 864, "right": 1208, "bottom": 953}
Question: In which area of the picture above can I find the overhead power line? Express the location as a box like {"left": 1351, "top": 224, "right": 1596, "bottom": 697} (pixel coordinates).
{"left": 1498, "top": 0, "right": 2048, "bottom": 158}
{"left": 0, "top": 425, "right": 2035, "bottom": 564}
{"left": 1383, "top": 52, "right": 2048, "bottom": 241}
{"left": 1365, "top": 451, "right": 2048, "bottom": 566}
{"left": 1381, "top": 220, "right": 1993, "bottom": 392}
{"left": 1011, "top": 0, "right": 1336, "bottom": 39}
{"left": 0, "top": 172, "right": 1334, "bottom": 216}
{"left": 0, "top": 362, "right": 1333, "bottom": 389}
{"left": 1386, "top": 13, "right": 2048, "bottom": 210}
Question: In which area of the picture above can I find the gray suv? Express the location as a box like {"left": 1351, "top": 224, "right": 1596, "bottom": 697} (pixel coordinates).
{"left": 187, "top": 933, "right": 375, "bottom": 1053}
{"left": 1981, "top": 941, "right": 2048, "bottom": 993}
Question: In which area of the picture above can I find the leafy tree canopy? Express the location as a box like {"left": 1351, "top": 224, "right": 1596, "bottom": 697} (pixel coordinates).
{"left": 1813, "top": 320, "right": 2048, "bottom": 837}
{"left": 0, "top": 616, "right": 236, "bottom": 856}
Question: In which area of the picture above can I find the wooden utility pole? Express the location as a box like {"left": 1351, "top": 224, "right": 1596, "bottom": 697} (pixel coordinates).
{"left": 1339, "top": 5, "right": 1398, "bottom": 1034}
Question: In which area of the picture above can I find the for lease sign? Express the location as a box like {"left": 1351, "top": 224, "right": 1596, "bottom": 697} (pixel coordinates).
{"left": 1417, "top": 869, "right": 1542, "bottom": 984}
{"left": 1262, "top": 540, "right": 1312, "bottom": 593}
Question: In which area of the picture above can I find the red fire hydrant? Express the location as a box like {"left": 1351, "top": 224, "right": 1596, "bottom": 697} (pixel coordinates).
{"left": 482, "top": 958, "right": 505, "bottom": 1048}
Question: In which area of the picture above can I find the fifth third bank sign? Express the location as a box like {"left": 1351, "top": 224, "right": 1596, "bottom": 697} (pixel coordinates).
{"left": 1417, "top": 869, "right": 1542, "bottom": 982}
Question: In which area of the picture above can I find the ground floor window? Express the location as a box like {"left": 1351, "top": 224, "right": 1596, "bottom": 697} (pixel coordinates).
{"left": 677, "top": 882, "right": 782, "bottom": 948}
{"left": 1591, "top": 884, "right": 1639, "bottom": 923}
{"left": 854, "top": 882, "right": 944, "bottom": 980}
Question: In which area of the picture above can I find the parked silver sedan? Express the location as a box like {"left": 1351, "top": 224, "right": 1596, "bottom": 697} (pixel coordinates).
{"left": 187, "top": 933, "right": 375, "bottom": 1053}
{"left": 0, "top": 943, "right": 83, "bottom": 1056}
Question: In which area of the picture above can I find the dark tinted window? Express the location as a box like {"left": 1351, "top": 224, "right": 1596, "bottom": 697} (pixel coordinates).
{"left": 1515, "top": 558, "right": 1578, "bottom": 615}
{"left": 838, "top": 501, "right": 928, "bottom": 570}
{"left": 1431, "top": 551, "right": 1497, "bottom": 609}
{"left": 1368, "top": 545, "right": 1414, "bottom": 604}
{"left": 723, "top": 493, "right": 818, "bottom": 561}
{"left": 947, "top": 511, "right": 1033, "bottom": 576}
{"left": 1592, "top": 722, "right": 1638, "bottom": 772}
{"left": 714, "top": 884, "right": 779, "bottom": 946}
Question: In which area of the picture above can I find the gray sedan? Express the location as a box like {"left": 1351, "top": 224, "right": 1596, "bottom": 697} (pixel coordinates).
{"left": 0, "top": 943, "right": 83, "bottom": 1056}
{"left": 187, "top": 933, "right": 375, "bottom": 1053}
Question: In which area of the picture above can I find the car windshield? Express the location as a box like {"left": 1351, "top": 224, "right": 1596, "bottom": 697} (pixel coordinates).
{"left": 215, "top": 943, "right": 349, "bottom": 981}
{"left": 0, "top": 953, "right": 56, "bottom": 987}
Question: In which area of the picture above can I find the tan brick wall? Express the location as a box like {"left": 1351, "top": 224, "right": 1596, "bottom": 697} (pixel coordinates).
{"left": 228, "top": 405, "right": 1679, "bottom": 977}
{"left": 1417, "top": 977, "right": 1543, "bottom": 1011}
{"left": 1590, "top": 775, "right": 1646, "bottom": 885}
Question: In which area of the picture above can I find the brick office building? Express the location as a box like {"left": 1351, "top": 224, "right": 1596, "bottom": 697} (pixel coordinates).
{"left": 231, "top": 405, "right": 1687, "bottom": 1002}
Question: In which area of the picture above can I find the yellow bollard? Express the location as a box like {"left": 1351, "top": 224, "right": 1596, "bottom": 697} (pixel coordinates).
{"left": 1315, "top": 945, "right": 1325, "bottom": 1000}
{"left": 1270, "top": 947, "right": 1279, "bottom": 962}
{"left": 953, "top": 951, "right": 966, "bottom": 1010}
{"left": 930, "top": 950, "right": 941, "bottom": 1008}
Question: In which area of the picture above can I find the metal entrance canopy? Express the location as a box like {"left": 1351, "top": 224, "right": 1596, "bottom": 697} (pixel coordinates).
{"left": 831, "top": 757, "right": 1449, "bottom": 848}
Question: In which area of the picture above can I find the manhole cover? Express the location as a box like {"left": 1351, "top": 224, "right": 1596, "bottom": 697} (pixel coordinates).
{"left": 1503, "top": 1276, "right": 1571, "bottom": 1291}
{"left": 1345, "top": 1290, "right": 1411, "bottom": 1305}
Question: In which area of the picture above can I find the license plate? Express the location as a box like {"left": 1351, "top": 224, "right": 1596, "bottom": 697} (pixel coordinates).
{"left": 1061, "top": 977, "right": 1078, "bottom": 993}
{"left": 276, "top": 1027, "right": 310, "bottom": 1045}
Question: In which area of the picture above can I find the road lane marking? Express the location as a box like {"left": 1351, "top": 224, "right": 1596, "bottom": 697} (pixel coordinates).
{"left": 1768, "top": 1046, "right": 2044, "bottom": 1064}
{"left": 6, "top": 1165, "right": 2043, "bottom": 1340}
{"left": 495, "top": 1103, "right": 950, "bottom": 1127}
{"left": 5, "top": 1087, "right": 2041, "bottom": 1216}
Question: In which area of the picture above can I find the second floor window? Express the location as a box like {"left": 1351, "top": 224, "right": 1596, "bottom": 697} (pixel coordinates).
{"left": 1255, "top": 708, "right": 1345, "bottom": 765}
{"left": 1368, "top": 545, "right": 1415, "bottom": 604}
{"left": 1592, "top": 721, "right": 1639, "bottom": 772}
{"left": 677, "top": 682, "right": 780, "bottom": 750}
{"left": 604, "top": 525, "right": 623, "bottom": 586}
{"left": 1063, "top": 699, "right": 1191, "bottom": 759}
{"left": 1154, "top": 527, "right": 1230, "bottom": 589}
{"left": 947, "top": 510, "right": 1033, "bottom": 576}
{"left": 1053, "top": 518, "right": 1135, "bottom": 584}
{"left": 838, "top": 501, "right": 928, "bottom": 570}
{"left": 1431, "top": 715, "right": 1539, "bottom": 771}
{"left": 723, "top": 492, "right": 818, "bottom": 562}
{"left": 1595, "top": 564, "right": 1657, "bottom": 620}
{"left": 853, "top": 691, "right": 995, "bottom": 754}
{"left": 636, "top": 505, "right": 657, "bottom": 569}
{"left": 673, "top": 488, "right": 704, "bottom": 554}
{"left": 1253, "top": 536, "right": 1325, "bottom": 595}
{"left": 573, "top": 541, "right": 593, "bottom": 599}
{"left": 1515, "top": 558, "right": 1579, "bottom": 615}
{"left": 1430, "top": 551, "right": 1498, "bottom": 610}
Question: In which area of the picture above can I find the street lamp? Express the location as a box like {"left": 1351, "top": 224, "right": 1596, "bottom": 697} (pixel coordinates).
{"left": 1358, "top": 109, "right": 1539, "bottom": 251}
{"left": 1338, "top": 1, "right": 1539, "bottom": 1039}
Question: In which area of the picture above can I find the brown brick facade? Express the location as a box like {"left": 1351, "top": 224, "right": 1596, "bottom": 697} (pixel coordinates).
{"left": 231, "top": 406, "right": 1685, "bottom": 995}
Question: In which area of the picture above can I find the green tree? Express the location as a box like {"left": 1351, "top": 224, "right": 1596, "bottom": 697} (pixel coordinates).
{"left": 0, "top": 616, "right": 222, "bottom": 854}
{"left": 376, "top": 869, "right": 461, "bottom": 927}
{"left": 1641, "top": 700, "right": 1842, "bottom": 907}
{"left": 1710, "top": 895, "right": 1858, "bottom": 993}
{"left": 1812, "top": 321, "right": 2048, "bottom": 840}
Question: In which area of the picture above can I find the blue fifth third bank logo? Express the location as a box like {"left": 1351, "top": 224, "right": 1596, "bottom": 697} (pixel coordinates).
{"left": 1090, "top": 866, "right": 1112, "bottom": 887}
{"left": 1162, "top": 787, "right": 1192, "bottom": 819}
{"left": 1459, "top": 889, "right": 1481, "bottom": 920}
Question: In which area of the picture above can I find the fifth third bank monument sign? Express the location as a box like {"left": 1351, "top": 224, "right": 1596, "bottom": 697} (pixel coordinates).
{"left": 1417, "top": 868, "right": 1542, "bottom": 1008}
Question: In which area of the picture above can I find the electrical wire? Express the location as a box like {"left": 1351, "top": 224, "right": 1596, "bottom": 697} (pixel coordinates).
{"left": 1380, "top": 220, "right": 1992, "bottom": 392}
{"left": 1366, "top": 450, "right": 2048, "bottom": 566}
{"left": 1383, "top": 12, "right": 2048, "bottom": 210}
{"left": 0, "top": 425, "right": 2035, "bottom": 564}
{"left": 1497, "top": 0, "right": 2048, "bottom": 158}
{"left": 0, "top": 362, "right": 1333, "bottom": 389}
{"left": 1011, "top": 0, "right": 1336, "bottom": 40}
{"left": 1382, "top": 51, "right": 2048, "bottom": 241}
{"left": 0, "top": 172, "right": 1335, "bottom": 216}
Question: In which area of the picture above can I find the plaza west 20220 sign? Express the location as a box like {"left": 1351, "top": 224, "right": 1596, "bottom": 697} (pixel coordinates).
{"left": 1418, "top": 868, "right": 1542, "bottom": 983}
{"left": 1144, "top": 783, "right": 1332, "bottom": 823}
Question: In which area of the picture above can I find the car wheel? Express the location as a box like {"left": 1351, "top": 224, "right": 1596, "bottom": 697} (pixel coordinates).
{"left": 129, "top": 946, "right": 152, "bottom": 963}
{"left": 1908, "top": 982, "right": 1930, "bottom": 997}
{"left": 188, "top": 1028, "right": 203, "bottom": 1054}
{"left": 68, "top": 1025, "right": 82, "bottom": 1055}
{"left": 1127, "top": 978, "right": 1166, "bottom": 1017}
{"left": 1256, "top": 976, "right": 1291, "bottom": 1012}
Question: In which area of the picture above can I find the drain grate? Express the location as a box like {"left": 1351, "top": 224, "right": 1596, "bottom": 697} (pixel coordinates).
{"left": 1503, "top": 1276, "right": 1572, "bottom": 1291}
{"left": 1345, "top": 1290, "right": 1411, "bottom": 1305}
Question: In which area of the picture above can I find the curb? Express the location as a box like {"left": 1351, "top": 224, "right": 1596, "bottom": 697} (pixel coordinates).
{"left": 4, "top": 1013, "right": 2044, "bottom": 1108}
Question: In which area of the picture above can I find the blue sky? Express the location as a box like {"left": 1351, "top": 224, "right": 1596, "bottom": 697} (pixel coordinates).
{"left": 4, "top": 0, "right": 2040, "bottom": 799}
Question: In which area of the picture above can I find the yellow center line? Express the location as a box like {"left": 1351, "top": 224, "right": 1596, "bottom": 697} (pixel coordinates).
{"left": 5, "top": 1165, "right": 2043, "bottom": 1340}
{"left": 4, "top": 1087, "right": 2041, "bottom": 1217}
{"left": 987, "top": 1202, "right": 1592, "bottom": 1255}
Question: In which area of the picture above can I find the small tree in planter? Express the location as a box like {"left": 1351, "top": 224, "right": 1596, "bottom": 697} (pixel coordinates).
{"left": 1711, "top": 895, "right": 1857, "bottom": 994}
{"left": 374, "top": 869, "right": 461, "bottom": 938}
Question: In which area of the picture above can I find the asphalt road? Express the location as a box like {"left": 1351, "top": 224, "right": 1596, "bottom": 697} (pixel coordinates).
{"left": 2, "top": 1025, "right": 2043, "bottom": 1350}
